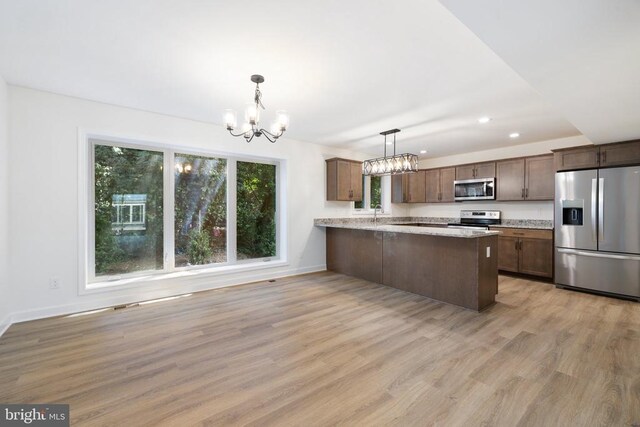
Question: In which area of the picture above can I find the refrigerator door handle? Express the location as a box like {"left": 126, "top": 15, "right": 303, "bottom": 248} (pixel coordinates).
{"left": 598, "top": 178, "right": 604, "bottom": 242}
{"left": 557, "top": 248, "right": 640, "bottom": 262}
{"left": 591, "top": 178, "right": 598, "bottom": 242}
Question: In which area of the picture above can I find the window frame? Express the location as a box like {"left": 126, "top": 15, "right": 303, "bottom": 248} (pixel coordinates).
{"left": 79, "top": 131, "right": 286, "bottom": 293}
{"left": 353, "top": 174, "right": 390, "bottom": 214}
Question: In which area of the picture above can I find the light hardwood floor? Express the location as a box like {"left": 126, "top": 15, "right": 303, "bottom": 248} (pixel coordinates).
{"left": 1, "top": 272, "right": 639, "bottom": 426}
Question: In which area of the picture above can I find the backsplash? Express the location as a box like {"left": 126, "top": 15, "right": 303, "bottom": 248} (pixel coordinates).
{"left": 408, "top": 200, "right": 554, "bottom": 220}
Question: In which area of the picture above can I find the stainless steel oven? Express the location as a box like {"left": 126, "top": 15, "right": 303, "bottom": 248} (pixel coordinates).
{"left": 454, "top": 178, "right": 495, "bottom": 201}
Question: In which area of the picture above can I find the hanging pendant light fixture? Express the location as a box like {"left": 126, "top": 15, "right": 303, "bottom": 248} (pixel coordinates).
{"left": 224, "top": 74, "right": 289, "bottom": 143}
{"left": 362, "top": 129, "right": 419, "bottom": 175}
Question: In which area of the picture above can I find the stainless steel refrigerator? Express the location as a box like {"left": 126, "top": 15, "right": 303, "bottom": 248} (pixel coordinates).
{"left": 555, "top": 165, "right": 640, "bottom": 300}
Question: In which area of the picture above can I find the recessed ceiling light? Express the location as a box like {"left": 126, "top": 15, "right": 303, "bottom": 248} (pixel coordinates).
{"left": 509, "top": 132, "right": 520, "bottom": 138}
{"left": 420, "top": 150, "right": 427, "bottom": 154}
{"left": 478, "top": 117, "right": 491, "bottom": 124}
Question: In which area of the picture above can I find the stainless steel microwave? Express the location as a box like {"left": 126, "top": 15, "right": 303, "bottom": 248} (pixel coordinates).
{"left": 454, "top": 178, "right": 496, "bottom": 201}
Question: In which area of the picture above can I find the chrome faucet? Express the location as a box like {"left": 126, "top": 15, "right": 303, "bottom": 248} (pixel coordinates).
{"left": 373, "top": 204, "right": 382, "bottom": 226}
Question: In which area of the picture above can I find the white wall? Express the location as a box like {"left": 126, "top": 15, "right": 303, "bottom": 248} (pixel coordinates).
{"left": 0, "top": 76, "right": 9, "bottom": 334}
{"left": 6, "top": 86, "right": 403, "bottom": 323}
{"left": 409, "top": 135, "right": 593, "bottom": 220}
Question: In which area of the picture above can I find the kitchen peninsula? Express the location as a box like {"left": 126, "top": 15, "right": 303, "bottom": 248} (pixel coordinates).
{"left": 315, "top": 218, "right": 500, "bottom": 311}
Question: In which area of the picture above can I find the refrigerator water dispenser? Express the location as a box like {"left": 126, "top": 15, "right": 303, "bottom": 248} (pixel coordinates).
{"left": 561, "top": 200, "right": 583, "bottom": 226}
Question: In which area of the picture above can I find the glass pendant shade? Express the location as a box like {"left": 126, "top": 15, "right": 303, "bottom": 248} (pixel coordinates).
{"left": 223, "top": 109, "right": 237, "bottom": 130}
{"left": 275, "top": 110, "right": 289, "bottom": 131}
{"left": 245, "top": 103, "right": 259, "bottom": 125}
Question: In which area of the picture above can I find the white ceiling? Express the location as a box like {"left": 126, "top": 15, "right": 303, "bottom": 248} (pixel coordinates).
{"left": 0, "top": 0, "right": 597, "bottom": 157}
{"left": 441, "top": 0, "right": 640, "bottom": 145}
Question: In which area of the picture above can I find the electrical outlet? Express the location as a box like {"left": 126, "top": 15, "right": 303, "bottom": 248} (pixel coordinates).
{"left": 486, "top": 247, "right": 491, "bottom": 258}
{"left": 49, "top": 277, "right": 60, "bottom": 290}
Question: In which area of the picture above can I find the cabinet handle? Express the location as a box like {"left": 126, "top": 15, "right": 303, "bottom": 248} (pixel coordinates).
{"left": 596, "top": 151, "right": 601, "bottom": 164}
{"left": 521, "top": 188, "right": 525, "bottom": 198}
{"left": 515, "top": 240, "right": 519, "bottom": 251}
{"left": 602, "top": 151, "right": 607, "bottom": 164}
{"left": 525, "top": 188, "right": 529, "bottom": 198}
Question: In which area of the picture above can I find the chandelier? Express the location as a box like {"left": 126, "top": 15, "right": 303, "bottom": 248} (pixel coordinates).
{"left": 224, "top": 74, "right": 289, "bottom": 143}
{"left": 362, "top": 129, "right": 419, "bottom": 175}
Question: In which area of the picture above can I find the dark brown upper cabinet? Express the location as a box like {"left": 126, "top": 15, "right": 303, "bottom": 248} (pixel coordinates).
{"left": 553, "top": 146, "right": 600, "bottom": 171}
{"left": 525, "top": 155, "right": 555, "bottom": 200}
{"left": 391, "top": 171, "right": 427, "bottom": 203}
{"left": 326, "top": 158, "right": 363, "bottom": 201}
{"left": 424, "top": 167, "right": 456, "bottom": 203}
{"left": 599, "top": 140, "right": 640, "bottom": 167}
{"left": 497, "top": 155, "right": 554, "bottom": 201}
{"left": 553, "top": 140, "right": 640, "bottom": 171}
{"left": 456, "top": 161, "right": 495, "bottom": 180}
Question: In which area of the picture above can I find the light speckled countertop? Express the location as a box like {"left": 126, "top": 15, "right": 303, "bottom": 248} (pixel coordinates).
{"left": 314, "top": 217, "right": 553, "bottom": 230}
{"left": 314, "top": 222, "right": 500, "bottom": 239}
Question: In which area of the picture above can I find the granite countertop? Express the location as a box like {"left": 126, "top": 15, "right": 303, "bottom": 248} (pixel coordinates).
{"left": 315, "top": 221, "right": 500, "bottom": 239}
{"left": 314, "top": 217, "right": 554, "bottom": 230}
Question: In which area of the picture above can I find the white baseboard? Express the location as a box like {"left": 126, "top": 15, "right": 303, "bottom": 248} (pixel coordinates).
{"left": 0, "top": 314, "right": 11, "bottom": 338}
{"left": 9, "top": 264, "right": 327, "bottom": 325}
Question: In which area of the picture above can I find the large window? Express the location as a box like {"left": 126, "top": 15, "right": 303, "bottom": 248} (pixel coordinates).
{"left": 94, "top": 145, "right": 164, "bottom": 276}
{"left": 88, "top": 138, "right": 282, "bottom": 284}
{"left": 237, "top": 161, "right": 277, "bottom": 260}
{"left": 174, "top": 154, "right": 227, "bottom": 267}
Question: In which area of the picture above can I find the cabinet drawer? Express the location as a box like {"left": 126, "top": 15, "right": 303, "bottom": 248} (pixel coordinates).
{"left": 491, "top": 227, "right": 552, "bottom": 240}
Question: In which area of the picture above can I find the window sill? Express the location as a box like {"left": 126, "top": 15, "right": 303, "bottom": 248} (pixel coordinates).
{"left": 83, "top": 259, "right": 289, "bottom": 295}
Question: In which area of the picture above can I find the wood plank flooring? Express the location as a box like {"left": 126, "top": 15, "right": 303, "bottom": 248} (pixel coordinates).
{"left": 1, "top": 272, "right": 639, "bottom": 426}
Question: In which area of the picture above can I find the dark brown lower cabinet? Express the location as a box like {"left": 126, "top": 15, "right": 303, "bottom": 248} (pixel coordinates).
{"left": 497, "top": 235, "right": 520, "bottom": 273}
{"left": 325, "top": 227, "right": 498, "bottom": 311}
{"left": 326, "top": 228, "right": 383, "bottom": 284}
{"left": 491, "top": 227, "right": 553, "bottom": 279}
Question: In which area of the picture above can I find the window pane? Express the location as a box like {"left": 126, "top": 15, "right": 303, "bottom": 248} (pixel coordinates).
{"left": 174, "top": 154, "right": 227, "bottom": 267}
{"left": 237, "top": 161, "right": 276, "bottom": 260}
{"left": 370, "top": 175, "right": 382, "bottom": 209}
{"left": 94, "top": 144, "right": 164, "bottom": 276}
{"left": 131, "top": 205, "right": 143, "bottom": 223}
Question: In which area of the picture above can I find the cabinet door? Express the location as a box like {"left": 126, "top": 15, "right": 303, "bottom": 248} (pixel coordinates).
{"left": 554, "top": 146, "right": 600, "bottom": 171}
{"left": 519, "top": 238, "right": 553, "bottom": 278}
{"left": 497, "top": 236, "right": 520, "bottom": 273}
{"left": 391, "top": 174, "right": 408, "bottom": 203}
{"left": 350, "top": 161, "right": 363, "bottom": 201}
{"left": 439, "top": 167, "right": 456, "bottom": 202}
{"left": 496, "top": 158, "right": 525, "bottom": 201}
{"left": 525, "top": 155, "right": 554, "bottom": 200}
{"left": 599, "top": 140, "right": 640, "bottom": 167}
{"left": 407, "top": 171, "right": 426, "bottom": 203}
{"left": 424, "top": 169, "right": 440, "bottom": 203}
{"left": 456, "top": 164, "right": 476, "bottom": 180}
{"left": 474, "top": 162, "right": 496, "bottom": 179}
{"left": 336, "top": 160, "right": 352, "bottom": 200}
